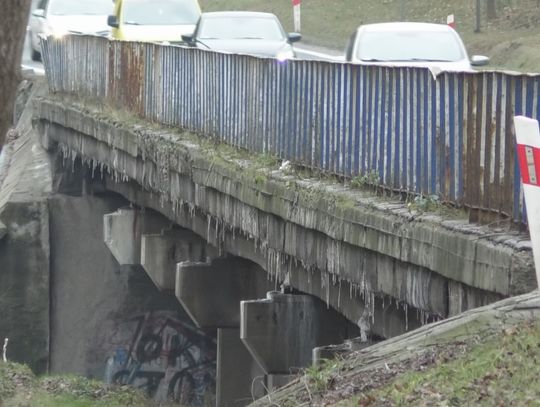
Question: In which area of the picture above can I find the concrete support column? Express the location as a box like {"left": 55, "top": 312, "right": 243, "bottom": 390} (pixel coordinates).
{"left": 141, "top": 229, "right": 209, "bottom": 291}
{"left": 175, "top": 258, "right": 269, "bottom": 328}
{"left": 103, "top": 207, "right": 168, "bottom": 265}
{"left": 216, "top": 328, "right": 265, "bottom": 407}
{"left": 240, "top": 291, "right": 355, "bottom": 375}
{"left": 176, "top": 258, "right": 272, "bottom": 407}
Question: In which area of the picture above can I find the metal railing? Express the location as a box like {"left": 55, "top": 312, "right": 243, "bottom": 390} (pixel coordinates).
{"left": 41, "top": 35, "right": 540, "bottom": 223}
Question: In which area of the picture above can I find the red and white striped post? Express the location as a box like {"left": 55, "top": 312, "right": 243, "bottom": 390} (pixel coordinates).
{"left": 292, "top": 0, "right": 301, "bottom": 32}
{"left": 514, "top": 115, "right": 540, "bottom": 288}
{"left": 447, "top": 14, "right": 456, "bottom": 29}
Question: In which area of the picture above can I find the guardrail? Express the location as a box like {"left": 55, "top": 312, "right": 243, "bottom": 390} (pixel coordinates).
{"left": 41, "top": 35, "right": 540, "bottom": 223}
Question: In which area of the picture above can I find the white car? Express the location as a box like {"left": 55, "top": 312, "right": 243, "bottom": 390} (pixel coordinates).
{"left": 345, "top": 22, "right": 489, "bottom": 71}
{"left": 28, "top": 0, "right": 113, "bottom": 61}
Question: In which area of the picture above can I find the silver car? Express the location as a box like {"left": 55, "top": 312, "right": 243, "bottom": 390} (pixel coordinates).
{"left": 29, "top": 0, "right": 113, "bottom": 61}
{"left": 345, "top": 22, "right": 489, "bottom": 71}
{"left": 182, "top": 11, "right": 301, "bottom": 61}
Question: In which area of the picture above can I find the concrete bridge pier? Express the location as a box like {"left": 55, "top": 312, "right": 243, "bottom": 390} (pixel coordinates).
{"left": 240, "top": 291, "right": 358, "bottom": 388}
{"left": 103, "top": 207, "right": 169, "bottom": 265}
{"left": 140, "top": 228, "right": 211, "bottom": 290}
{"left": 176, "top": 259, "right": 271, "bottom": 407}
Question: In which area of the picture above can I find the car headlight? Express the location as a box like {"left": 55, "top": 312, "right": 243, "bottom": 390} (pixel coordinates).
{"left": 276, "top": 48, "right": 295, "bottom": 62}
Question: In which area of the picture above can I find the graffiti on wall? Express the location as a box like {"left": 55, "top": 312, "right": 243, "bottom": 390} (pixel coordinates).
{"left": 103, "top": 311, "right": 216, "bottom": 406}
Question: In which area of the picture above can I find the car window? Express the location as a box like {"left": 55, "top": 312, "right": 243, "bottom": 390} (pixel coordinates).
{"left": 198, "top": 16, "right": 285, "bottom": 41}
{"left": 47, "top": 0, "right": 112, "bottom": 15}
{"left": 122, "top": 0, "right": 200, "bottom": 25}
{"left": 355, "top": 30, "right": 465, "bottom": 62}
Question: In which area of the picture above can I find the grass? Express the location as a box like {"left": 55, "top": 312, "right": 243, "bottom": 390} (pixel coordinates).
{"left": 199, "top": 0, "right": 540, "bottom": 72}
{"left": 304, "top": 359, "right": 343, "bottom": 393}
{"left": 0, "top": 364, "right": 147, "bottom": 407}
{"left": 334, "top": 320, "right": 540, "bottom": 406}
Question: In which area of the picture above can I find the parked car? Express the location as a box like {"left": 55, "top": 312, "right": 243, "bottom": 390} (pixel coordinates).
{"left": 182, "top": 11, "right": 301, "bottom": 61}
{"left": 345, "top": 22, "right": 489, "bottom": 71}
{"left": 107, "top": 0, "right": 201, "bottom": 44}
{"left": 28, "top": 0, "right": 113, "bottom": 61}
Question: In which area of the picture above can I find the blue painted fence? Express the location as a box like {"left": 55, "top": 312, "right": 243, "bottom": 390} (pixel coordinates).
{"left": 41, "top": 35, "right": 540, "bottom": 223}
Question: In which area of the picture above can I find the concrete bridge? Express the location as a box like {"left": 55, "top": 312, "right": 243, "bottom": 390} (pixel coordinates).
{"left": 1, "top": 34, "right": 538, "bottom": 406}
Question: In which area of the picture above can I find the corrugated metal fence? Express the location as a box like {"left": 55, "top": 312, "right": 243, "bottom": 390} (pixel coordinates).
{"left": 41, "top": 35, "right": 540, "bottom": 223}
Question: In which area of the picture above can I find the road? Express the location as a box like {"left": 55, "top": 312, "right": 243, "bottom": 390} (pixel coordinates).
{"left": 293, "top": 43, "right": 344, "bottom": 62}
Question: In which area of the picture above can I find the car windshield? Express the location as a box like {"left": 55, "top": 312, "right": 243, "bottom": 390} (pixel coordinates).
{"left": 198, "top": 16, "right": 285, "bottom": 41}
{"left": 122, "top": 0, "right": 200, "bottom": 25}
{"left": 356, "top": 30, "right": 465, "bottom": 62}
{"left": 48, "top": 0, "right": 112, "bottom": 15}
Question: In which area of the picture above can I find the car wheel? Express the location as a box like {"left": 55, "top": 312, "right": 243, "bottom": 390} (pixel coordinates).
{"left": 31, "top": 48, "right": 41, "bottom": 62}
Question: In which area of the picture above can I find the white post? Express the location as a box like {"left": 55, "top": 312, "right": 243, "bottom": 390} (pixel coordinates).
{"left": 514, "top": 116, "right": 540, "bottom": 288}
{"left": 292, "top": 0, "right": 301, "bottom": 32}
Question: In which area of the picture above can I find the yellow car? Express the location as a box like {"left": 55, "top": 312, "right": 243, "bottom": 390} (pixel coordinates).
{"left": 107, "top": 0, "right": 201, "bottom": 43}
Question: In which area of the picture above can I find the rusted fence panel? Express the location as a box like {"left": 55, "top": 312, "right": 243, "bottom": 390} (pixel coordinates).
{"left": 40, "top": 35, "right": 540, "bottom": 223}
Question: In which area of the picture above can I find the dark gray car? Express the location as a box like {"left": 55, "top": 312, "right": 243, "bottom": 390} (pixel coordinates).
{"left": 182, "top": 11, "right": 301, "bottom": 60}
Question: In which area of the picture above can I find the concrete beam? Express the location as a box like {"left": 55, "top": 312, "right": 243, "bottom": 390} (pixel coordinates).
{"left": 175, "top": 258, "right": 271, "bottom": 328}
{"left": 240, "top": 292, "right": 357, "bottom": 374}
{"left": 103, "top": 207, "right": 168, "bottom": 265}
{"left": 141, "top": 228, "right": 209, "bottom": 291}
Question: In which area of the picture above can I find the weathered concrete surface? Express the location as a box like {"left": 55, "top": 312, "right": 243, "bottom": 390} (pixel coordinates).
{"left": 241, "top": 292, "right": 359, "bottom": 374}
{"left": 176, "top": 259, "right": 273, "bottom": 328}
{"left": 48, "top": 192, "right": 128, "bottom": 375}
{"left": 48, "top": 192, "right": 218, "bottom": 403}
{"left": 141, "top": 228, "right": 209, "bottom": 290}
{"left": 103, "top": 207, "right": 170, "bottom": 265}
{"left": 216, "top": 328, "right": 265, "bottom": 407}
{"left": 0, "top": 80, "right": 52, "bottom": 373}
{"left": 34, "top": 96, "right": 537, "bottom": 339}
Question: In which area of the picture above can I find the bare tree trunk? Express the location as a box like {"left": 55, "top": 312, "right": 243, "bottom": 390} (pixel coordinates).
{"left": 0, "top": 0, "right": 32, "bottom": 153}
{"left": 486, "top": 0, "right": 497, "bottom": 20}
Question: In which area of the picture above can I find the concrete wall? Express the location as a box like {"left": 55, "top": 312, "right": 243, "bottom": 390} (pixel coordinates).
{"left": 0, "top": 202, "right": 50, "bottom": 373}
{"left": 48, "top": 191, "right": 217, "bottom": 404}
{"left": 0, "top": 80, "right": 52, "bottom": 373}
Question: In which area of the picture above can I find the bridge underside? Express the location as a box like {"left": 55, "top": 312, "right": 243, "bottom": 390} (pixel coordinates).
{"left": 33, "top": 95, "right": 536, "bottom": 406}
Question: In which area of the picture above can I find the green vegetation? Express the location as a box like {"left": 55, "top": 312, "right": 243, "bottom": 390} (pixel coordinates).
{"left": 0, "top": 363, "right": 147, "bottom": 407}
{"left": 355, "top": 320, "right": 540, "bottom": 406}
{"left": 277, "top": 320, "right": 540, "bottom": 406}
{"left": 350, "top": 171, "right": 380, "bottom": 191}
{"left": 199, "top": 0, "right": 540, "bottom": 72}
{"left": 407, "top": 194, "right": 442, "bottom": 213}
{"left": 304, "top": 359, "right": 342, "bottom": 393}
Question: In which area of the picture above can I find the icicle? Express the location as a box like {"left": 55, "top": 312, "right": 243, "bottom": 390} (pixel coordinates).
{"left": 404, "top": 303, "right": 408, "bottom": 331}
{"left": 326, "top": 275, "right": 330, "bottom": 307}
{"left": 370, "top": 292, "right": 375, "bottom": 324}
{"left": 206, "top": 214, "right": 212, "bottom": 243}
{"left": 337, "top": 279, "right": 341, "bottom": 309}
